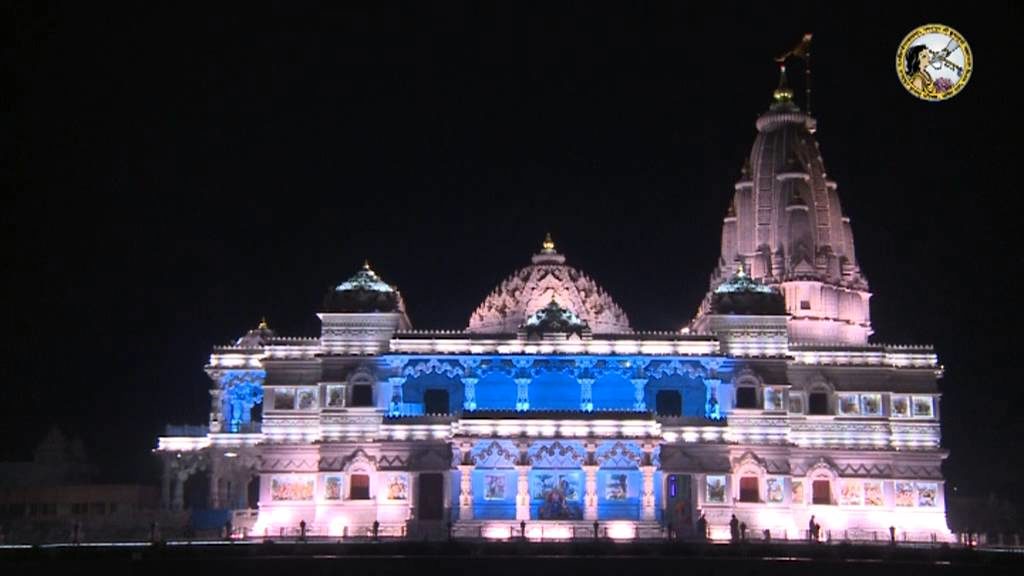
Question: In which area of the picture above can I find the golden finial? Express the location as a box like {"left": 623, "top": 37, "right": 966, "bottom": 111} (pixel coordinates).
{"left": 773, "top": 64, "right": 794, "bottom": 103}
{"left": 736, "top": 263, "right": 746, "bottom": 277}
{"left": 362, "top": 259, "right": 372, "bottom": 271}
{"left": 542, "top": 232, "right": 555, "bottom": 253}
{"left": 258, "top": 317, "right": 269, "bottom": 330}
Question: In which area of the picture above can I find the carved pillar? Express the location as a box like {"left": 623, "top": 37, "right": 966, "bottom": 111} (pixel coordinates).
{"left": 388, "top": 377, "right": 406, "bottom": 416}
{"left": 631, "top": 378, "right": 647, "bottom": 411}
{"left": 583, "top": 464, "right": 599, "bottom": 520}
{"left": 641, "top": 444, "right": 656, "bottom": 521}
{"left": 515, "top": 378, "right": 531, "bottom": 412}
{"left": 515, "top": 465, "right": 531, "bottom": 521}
{"left": 209, "top": 471, "right": 220, "bottom": 509}
{"left": 172, "top": 472, "right": 187, "bottom": 511}
{"left": 462, "top": 377, "right": 478, "bottom": 412}
{"left": 209, "top": 388, "right": 224, "bottom": 432}
{"left": 161, "top": 462, "right": 172, "bottom": 510}
{"left": 458, "top": 464, "right": 475, "bottom": 520}
{"left": 703, "top": 378, "right": 722, "bottom": 419}
{"left": 408, "top": 472, "right": 418, "bottom": 520}
{"left": 641, "top": 466, "right": 656, "bottom": 521}
{"left": 583, "top": 441, "right": 598, "bottom": 520}
{"left": 579, "top": 378, "right": 594, "bottom": 412}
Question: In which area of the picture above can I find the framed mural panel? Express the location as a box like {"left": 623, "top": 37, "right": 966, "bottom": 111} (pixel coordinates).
{"left": 891, "top": 395, "right": 910, "bottom": 418}
{"left": 384, "top": 474, "right": 409, "bottom": 500}
{"left": 763, "top": 387, "right": 784, "bottom": 411}
{"left": 840, "top": 480, "right": 863, "bottom": 506}
{"left": 297, "top": 388, "right": 318, "bottom": 410}
{"left": 706, "top": 475, "right": 726, "bottom": 503}
{"left": 274, "top": 389, "right": 295, "bottom": 410}
{"left": 324, "top": 475, "right": 343, "bottom": 501}
{"left": 895, "top": 481, "right": 915, "bottom": 507}
{"left": 271, "top": 476, "right": 314, "bottom": 501}
{"left": 861, "top": 394, "right": 882, "bottom": 416}
{"left": 864, "top": 481, "right": 884, "bottom": 506}
{"left": 912, "top": 396, "right": 934, "bottom": 418}
{"left": 916, "top": 483, "right": 937, "bottom": 507}
{"left": 791, "top": 479, "right": 805, "bottom": 505}
{"left": 326, "top": 385, "right": 346, "bottom": 407}
{"left": 838, "top": 394, "right": 860, "bottom": 415}
{"left": 484, "top": 474, "right": 506, "bottom": 500}
{"left": 605, "top": 474, "right": 628, "bottom": 500}
{"left": 766, "top": 477, "right": 784, "bottom": 503}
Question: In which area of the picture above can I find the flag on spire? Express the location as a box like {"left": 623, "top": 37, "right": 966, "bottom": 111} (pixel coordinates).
{"left": 775, "top": 33, "right": 813, "bottom": 63}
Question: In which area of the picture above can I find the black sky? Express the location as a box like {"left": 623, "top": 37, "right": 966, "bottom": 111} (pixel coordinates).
{"left": 10, "top": 1, "right": 1019, "bottom": 509}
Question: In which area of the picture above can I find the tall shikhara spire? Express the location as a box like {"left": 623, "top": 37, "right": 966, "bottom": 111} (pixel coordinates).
{"left": 692, "top": 66, "right": 872, "bottom": 344}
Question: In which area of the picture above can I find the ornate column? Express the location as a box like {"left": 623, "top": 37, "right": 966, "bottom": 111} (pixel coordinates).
{"left": 515, "top": 377, "right": 531, "bottom": 412}
{"left": 388, "top": 376, "right": 406, "bottom": 416}
{"left": 631, "top": 378, "right": 647, "bottom": 411}
{"left": 458, "top": 463, "right": 475, "bottom": 520}
{"left": 515, "top": 441, "right": 531, "bottom": 520}
{"left": 462, "top": 377, "right": 478, "bottom": 412}
{"left": 583, "top": 465, "right": 599, "bottom": 520}
{"left": 579, "top": 378, "right": 594, "bottom": 412}
{"left": 161, "top": 462, "right": 172, "bottom": 510}
{"left": 515, "top": 465, "right": 531, "bottom": 521}
{"left": 641, "top": 444, "right": 656, "bottom": 521}
{"left": 209, "top": 471, "right": 220, "bottom": 509}
{"left": 583, "top": 441, "right": 598, "bottom": 520}
{"left": 703, "top": 377, "right": 722, "bottom": 419}
{"left": 173, "top": 471, "right": 187, "bottom": 511}
{"left": 408, "top": 472, "right": 418, "bottom": 520}
{"left": 209, "top": 387, "right": 224, "bottom": 432}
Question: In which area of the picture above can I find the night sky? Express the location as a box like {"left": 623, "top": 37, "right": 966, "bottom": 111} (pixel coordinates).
{"left": 11, "top": 2, "right": 1018, "bottom": 510}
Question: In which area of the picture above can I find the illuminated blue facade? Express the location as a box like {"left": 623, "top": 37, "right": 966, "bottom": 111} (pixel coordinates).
{"left": 157, "top": 77, "right": 950, "bottom": 542}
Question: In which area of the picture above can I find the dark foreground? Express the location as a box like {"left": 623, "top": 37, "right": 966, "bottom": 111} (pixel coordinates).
{"left": 3, "top": 540, "right": 1021, "bottom": 575}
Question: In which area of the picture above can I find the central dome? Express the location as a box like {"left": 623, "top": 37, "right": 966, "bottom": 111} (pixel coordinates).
{"left": 467, "top": 235, "right": 631, "bottom": 334}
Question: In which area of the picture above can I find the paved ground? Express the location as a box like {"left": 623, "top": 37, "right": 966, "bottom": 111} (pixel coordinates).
{"left": 3, "top": 540, "right": 1021, "bottom": 575}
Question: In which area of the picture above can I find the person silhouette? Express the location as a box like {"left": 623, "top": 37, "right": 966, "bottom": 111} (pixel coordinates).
{"left": 729, "top": 514, "right": 740, "bottom": 542}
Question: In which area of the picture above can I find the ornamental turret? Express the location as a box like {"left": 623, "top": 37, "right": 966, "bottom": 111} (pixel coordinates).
{"left": 693, "top": 65, "right": 872, "bottom": 344}
{"left": 319, "top": 262, "right": 411, "bottom": 348}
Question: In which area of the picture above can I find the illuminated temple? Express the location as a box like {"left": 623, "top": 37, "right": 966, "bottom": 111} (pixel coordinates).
{"left": 156, "top": 72, "right": 951, "bottom": 542}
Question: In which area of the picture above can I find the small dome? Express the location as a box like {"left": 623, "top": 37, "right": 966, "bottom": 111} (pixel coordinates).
{"left": 711, "top": 267, "right": 786, "bottom": 316}
{"left": 235, "top": 318, "right": 276, "bottom": 347}
{"left": 323, "top": 262, "right": 408, "bottom": 314}
{"left": 522, "top": 298, "right": 590, "bottom": 338}
{"left": 468, "top": 236, "right": 631, "bottom": 334}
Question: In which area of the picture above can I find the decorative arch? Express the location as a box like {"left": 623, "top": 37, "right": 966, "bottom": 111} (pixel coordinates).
{"left": 471, "top": 440, "right": 518, "bottom": 468}
{"left": 805, "top": 373, "right": 834, "bottom": 415}
{"left": 806, "top": 458, "right": 839, "bottom": 505}
{"left": 402, "top": 358, "right": 465, "bottom": 380}
{"left": 342, "top": 448, "right": 377, "bottom": 473}
{"left": 529, "top": 441, "right": 585, "bottom": 468}
{"left": 595, "top": 441, "right": 641, "bottom": 469}
{"left": 732, "top": 451, "right": 768, "bottom": 504}
{"left": 347, "top": 365, "right": 377, "bottom": 386}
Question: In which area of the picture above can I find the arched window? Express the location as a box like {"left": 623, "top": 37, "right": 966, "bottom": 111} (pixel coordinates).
{"left": 423, "top": 389, "right": 450, "bottom": 414}
{"left": 812, "top": 479, "right": 831, "bottom": 505}
{"left": 736, "top": 387, "right": 758, "bottom": 409}
{"left": 808, "top": 392, "right": 829, "bottom": 415}
{"left": 655, "top": 390, "right": 682, "bottom": 416}
{"left": 350, "top": 474, "right": 370, "bottom": 500}
{"left": 739, "top": 476, "right": 760, "bottom": 502}
{"left": 351, "top": 385, "right": 373, "bottom": 407}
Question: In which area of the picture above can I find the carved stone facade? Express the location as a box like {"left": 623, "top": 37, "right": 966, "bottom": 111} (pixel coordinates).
{"left": 156, "top": 75, "right": 950, "bottom": 542}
